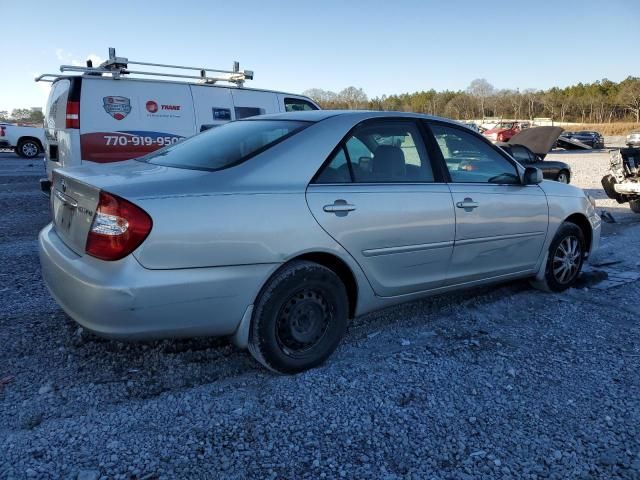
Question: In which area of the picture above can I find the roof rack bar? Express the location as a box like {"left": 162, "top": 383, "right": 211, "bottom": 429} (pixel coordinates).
{"left": 35, "top": 47, "right": 253, "bottom": 86}
{"left": 34, "top": 74, "right": 62, "bottom": 82}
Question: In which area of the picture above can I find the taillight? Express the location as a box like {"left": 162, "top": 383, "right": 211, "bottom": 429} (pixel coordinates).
{"left": 0, "top": 126, "right": 5, "bottom": 136}
{"left": 85, "top": 191, "right": 152, "bottom": 261}
{"left": 66, "top": 101, "right": 80, "bottom": 129}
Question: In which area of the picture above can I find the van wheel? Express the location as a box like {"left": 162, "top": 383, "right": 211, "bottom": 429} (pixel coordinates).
{"left": 248, "top": 261, "right": 348, "bottom": 374}
{"left": 530, "top": 222, "right": 585, "bottom": 293}
{"left": 630, "top": 199, "right": 640, "bottom": 214}
{"left": 17, "top": 139, "right": 40, "bottom": 158}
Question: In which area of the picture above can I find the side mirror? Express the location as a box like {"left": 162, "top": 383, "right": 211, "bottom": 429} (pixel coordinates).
{"left": 523, "top": 167, "right": 543, "bottom": 185}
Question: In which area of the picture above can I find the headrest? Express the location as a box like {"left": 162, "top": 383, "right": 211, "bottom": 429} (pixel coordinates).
{"left": 373, "top": 145, "right": 405, "bottom": 179}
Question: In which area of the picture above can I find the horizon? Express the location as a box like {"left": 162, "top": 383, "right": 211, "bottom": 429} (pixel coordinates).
{"left": 2, "top": 0, "right": 639, "bottom": 111}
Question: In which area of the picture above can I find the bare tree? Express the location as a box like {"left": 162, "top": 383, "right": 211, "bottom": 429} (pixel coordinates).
{"left": 466, "top": 79, "right": 494, "bottom": 120}
{"left": 338, "top": 87, "right": 368, "bottom": 109}
{"left": 618, "top": 77, "right": 640, "bottom": 123}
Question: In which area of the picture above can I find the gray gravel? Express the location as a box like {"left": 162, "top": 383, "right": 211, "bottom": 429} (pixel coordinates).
{"left": 1, "top": 152, "right": 639, "bottom": 479}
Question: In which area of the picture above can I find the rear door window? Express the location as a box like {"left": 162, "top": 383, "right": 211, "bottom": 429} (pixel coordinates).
{"left": 45, "top": 79, "right": 70, "bottom": 130}
{"left": 315, "top": 120, "right": 435, "bottom": 183}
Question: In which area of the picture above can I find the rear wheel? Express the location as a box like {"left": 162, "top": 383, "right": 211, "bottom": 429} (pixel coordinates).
{"left": 248, "top": 261, "right": 349, "bottom": 374}
{"left": 531, "top": 222, "right": 585, "bottom": 293}
{"left": 16, "top": 139, "right": 40, "bottom": 159}
{"left": 630, "top": 199, "right": 640, "bottom": 214}
{"left": 556, "top": 170, "right": 570, "bottom": 184}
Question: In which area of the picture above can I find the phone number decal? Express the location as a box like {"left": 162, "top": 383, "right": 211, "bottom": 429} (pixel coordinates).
{"left": 103, "top": 135, "right": 182, "bottom": 147}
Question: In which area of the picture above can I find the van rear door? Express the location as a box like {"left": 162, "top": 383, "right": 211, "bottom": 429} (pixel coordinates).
{"left": 190, "top": 85, "right": 234, "bottom": 131}
{"left": 79, "top": 78, "right": 196, "bottom": 163}
{"left": 230, "top": 89, "right": 279, "bottom": 119}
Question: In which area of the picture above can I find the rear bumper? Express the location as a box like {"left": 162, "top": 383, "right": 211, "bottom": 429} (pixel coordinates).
{"left": 38, "top": 224, "right": 277, "bottom": 340}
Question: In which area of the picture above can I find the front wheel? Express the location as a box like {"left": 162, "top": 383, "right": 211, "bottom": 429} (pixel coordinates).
{"left": 248, "top": 261, "right": 349, "bottom": 374}
{"left": 531, "top": 222, "right": 585, "bottom": 293}
{"left": 556, "top": 170, "right": 570, "bottom": 184}
{"left": 16, "top": 139, "right": 40, "bottom": 159}
{"left": 630, "top": 199, "right": 640, "bottom": 214}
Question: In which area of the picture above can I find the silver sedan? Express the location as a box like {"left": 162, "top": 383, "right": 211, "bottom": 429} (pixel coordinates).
{"left": 39, "top": 111, "right": 601, "bottom": 373}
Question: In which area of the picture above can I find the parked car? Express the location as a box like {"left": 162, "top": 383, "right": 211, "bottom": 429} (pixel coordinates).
{"left": 482, "top": 121, "right": 529, "bottom": 143}
{"left": 0, "top": 122, "right": 45, "bottom": 158}
{"left": 36, "top": 48, "right": 319, "bottom": 193}
{"left": 39, "top": 111, "right": 601, "bottom": 374}
{"left": 562, "top": 130, "right": 604, "bottom": 149}
{"left": 602, "top": 148, "right": 640, "bottom": 213}
{"left": 497, "top": 126, "right": 572, "bottom": 183}
{"left": 626, "top": 130, "right": 640, "bottom": 147}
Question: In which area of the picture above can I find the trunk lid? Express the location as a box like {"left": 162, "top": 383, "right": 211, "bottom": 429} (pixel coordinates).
{"left": 50, "top": 171, "right": 101, "bottom": 255}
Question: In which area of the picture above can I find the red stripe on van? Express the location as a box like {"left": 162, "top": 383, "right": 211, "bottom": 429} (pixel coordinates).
{"left": 80, "top": 132, "right": 183, "bottom": 163}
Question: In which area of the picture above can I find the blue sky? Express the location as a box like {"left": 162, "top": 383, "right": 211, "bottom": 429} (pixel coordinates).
{"left": 2, "top": 0, "right": 639, "bottom": 111}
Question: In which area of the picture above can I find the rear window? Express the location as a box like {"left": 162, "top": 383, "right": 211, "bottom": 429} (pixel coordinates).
{"left": 142, "top": 120, "right": 310, "bottom": 171}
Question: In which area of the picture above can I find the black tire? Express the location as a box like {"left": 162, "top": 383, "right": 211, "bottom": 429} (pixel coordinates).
{"left": 630, "top": 199, "right": 640, "bottom": 214}
{"left": 531, "top": 222, "right": 585, "bottom": 293}
{"left": 248, "top": 260, "right": 349, "bottom": 374}
{"left": 16, "top": 139, "right": 40, "bottom": 159}
{"left": 556, "top": 170, "right": 570, "bottom": 184}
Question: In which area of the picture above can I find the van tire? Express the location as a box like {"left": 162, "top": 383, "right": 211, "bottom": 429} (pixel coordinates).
{"left": 629, "top": 199, "right": 640, "bottom": 214}
{"left": 16, "top": 139, "right": 41, "bottom": 159}
{"left": 248, "top": 261, "right": 348, "bottom": 374}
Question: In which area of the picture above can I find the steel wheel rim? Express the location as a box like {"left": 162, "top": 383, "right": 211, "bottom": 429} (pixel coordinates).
{"left": 275, "top": 288, "right": 333, "bottom": 357}
{"left": 22, "top": 143, "right": 38, "bottom": 157}
{"left": 557, "top": 173, "right": 568, "bottom": 183}
{"left": 552, "top": 235, "right": 581, "bottom": 284}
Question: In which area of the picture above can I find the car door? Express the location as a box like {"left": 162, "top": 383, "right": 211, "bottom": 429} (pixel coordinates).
{"left": 306, "top": 119, "right": 456, "bottom": 297}
{"left": 427, "top": 121, "right": 549, "bottom": 285}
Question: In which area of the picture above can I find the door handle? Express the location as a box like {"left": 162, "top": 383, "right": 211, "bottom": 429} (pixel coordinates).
{"left": 323, "top": 199, "right": 356, "bottom": 216}
{"left": 456, "top": 198, "right": 479, "bottom": 211}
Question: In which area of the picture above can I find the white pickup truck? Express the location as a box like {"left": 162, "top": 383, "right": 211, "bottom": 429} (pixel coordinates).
{"left": 0, "top": 122, "right": 45, "bottom": 158}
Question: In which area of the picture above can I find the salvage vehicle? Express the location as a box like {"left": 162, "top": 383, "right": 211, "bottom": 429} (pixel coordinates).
{"left": 0, "top": 122, "right": 45, "bottom": 158}
{"left": 602, "top": 147, "right": 640, "bottom": 213}
{"left": 482, "top": 121, "right": 529, "bottom": 143}
{"left": 35, "top": 48, "right": 318, "bottom": 192}
{"left": 626, "top": 130, "right": 640, "bottom": 147}
{"left": 38, "top": 111, "right": 601, "bottom": 374}
{"left": 497, "top": 126, "right": 572, "bottom": 183}
{"left": 562, "top": 130, "right": 604, "bottom": 149}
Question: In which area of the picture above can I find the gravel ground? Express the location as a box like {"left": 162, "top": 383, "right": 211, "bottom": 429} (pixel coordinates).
{"left": 1, "top": 151, "right": 639, "bottom": 480}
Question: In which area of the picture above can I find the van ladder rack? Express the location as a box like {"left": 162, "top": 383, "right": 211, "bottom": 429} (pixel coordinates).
{"left": 35, "top": 47, "right": 253, "bottom": 86}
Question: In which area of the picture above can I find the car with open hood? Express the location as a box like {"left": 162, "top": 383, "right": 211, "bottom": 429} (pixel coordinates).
{"left": 39, "top": 111, "right": 601, "bottom": 373}
{"left": 497, "top": 126, "right": 572, "bottom": 183}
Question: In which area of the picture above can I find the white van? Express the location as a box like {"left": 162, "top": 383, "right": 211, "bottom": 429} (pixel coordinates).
{"left": 37, "top": 49, "right": 319, "bottom": 192}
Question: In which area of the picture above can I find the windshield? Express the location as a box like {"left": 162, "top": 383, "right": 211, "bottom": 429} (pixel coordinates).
{"left": 142, "top": 119, "right": 310, "bottom": 171}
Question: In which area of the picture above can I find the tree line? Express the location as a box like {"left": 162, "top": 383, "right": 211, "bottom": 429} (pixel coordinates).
{"left": 303, "top": 76, "right": 640, "bottom": 123}
{"left": 0, "top": 108, "right": 44, "bottom": 124}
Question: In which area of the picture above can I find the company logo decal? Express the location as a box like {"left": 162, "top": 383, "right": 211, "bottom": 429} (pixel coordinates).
{"left": 146, "top": 100, "right": 158, "bottom": 113}
{"left": 103, "top": 96, "right": 132, "bottom": 120}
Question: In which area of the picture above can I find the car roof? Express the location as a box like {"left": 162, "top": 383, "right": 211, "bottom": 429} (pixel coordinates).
{"left": 247, "top": 109, "right": 462, "bottom": 125}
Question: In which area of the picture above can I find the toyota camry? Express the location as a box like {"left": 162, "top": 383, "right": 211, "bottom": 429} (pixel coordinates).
{"left": 39, "top": 111, "right": 601, "bottom": 373}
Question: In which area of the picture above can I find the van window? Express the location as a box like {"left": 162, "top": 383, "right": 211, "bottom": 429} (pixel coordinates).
{"left": 284, "top": 98, "right": 318, "bottom": 112}
{"left": 234, "top": 107, "right": 265, "bottom": 119}
{"left": 45, "top": 79, "right": 70, "bottom": 130}
{"left": 143, "top": 120, "right": 310, "bottom": 171}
